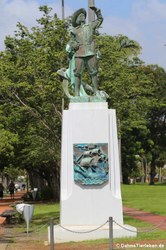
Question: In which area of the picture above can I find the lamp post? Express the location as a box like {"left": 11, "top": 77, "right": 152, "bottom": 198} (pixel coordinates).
{"left": 88, "top": 0, "right": 95, "bottom": 22}
{"left": 62, "top": 0, "right": 65, "bottom": 20}
{"left": 61, "top": 0, "right": 65, "bottom": 111}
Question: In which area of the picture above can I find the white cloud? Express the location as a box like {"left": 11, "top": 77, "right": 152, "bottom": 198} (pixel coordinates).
{"left": 103, "top": 16, "right": 142, "bottom": 42}
{"left": 0, "top": 0, "right": 74, "bottom": 51}
{"left": 102, "top": 0, "right": 166, "bottom": 69}
{"left": 0, "top": 0, "right": 41, "bottom": 50}
{"left": 133, "top": 0, "right": 166, "bottom": 22}
{"left": 0, "top": 0, "right": 166, "bottom": 69}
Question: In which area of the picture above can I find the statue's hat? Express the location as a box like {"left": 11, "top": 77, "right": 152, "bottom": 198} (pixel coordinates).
{"left": 71, "top": 8, "right": 87, "bottom": 27}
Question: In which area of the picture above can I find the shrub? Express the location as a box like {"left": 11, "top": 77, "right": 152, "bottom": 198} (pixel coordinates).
{"left": 39, "top": 186, "right": 53, "bottom": 200}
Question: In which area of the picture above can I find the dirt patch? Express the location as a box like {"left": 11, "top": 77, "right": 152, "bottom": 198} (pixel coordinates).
{"left": 1, "top": 223, "right": 166, "bottom": 250}
{"left": 4, "top": 234, "right": 166, "bottom": 250}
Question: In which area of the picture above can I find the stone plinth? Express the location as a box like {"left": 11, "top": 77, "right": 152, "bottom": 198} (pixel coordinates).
{"left": 48, "top": 102, "right": 137, "bottom": 242}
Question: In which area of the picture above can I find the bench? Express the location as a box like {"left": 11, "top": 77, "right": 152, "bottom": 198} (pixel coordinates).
{"left": 0, "top": 209, "right": 17, "bottom": 224}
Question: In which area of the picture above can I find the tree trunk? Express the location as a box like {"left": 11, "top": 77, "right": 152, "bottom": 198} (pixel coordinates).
{"left": 50, "top": 172, "right": 60, "bottom": 202}
{"left": 122, "top": 173, "right": 130, "bottom": 184}
{"left": 149, "top": 155, "right": 156, "bottom": 185}
{"left": 28, "top": 170, "right": 45, "bottom": 191}
{"left": 47, "top": 166, "right": 60, "bottom": 202}
{"left": 28, "top": 164, "right": 60, "bottom": 201}
{"left": 142, "top": 156, "right": 147, "bottom": 183}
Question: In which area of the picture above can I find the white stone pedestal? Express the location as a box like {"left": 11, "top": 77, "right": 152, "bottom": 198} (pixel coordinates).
{"left": 48, "top": 223, "right": 136, "bottom": 243}
{"left": 49, "top": 102, "right": 137, "bottom": 242}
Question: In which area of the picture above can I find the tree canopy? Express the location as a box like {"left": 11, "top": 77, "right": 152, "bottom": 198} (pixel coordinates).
{"left": 0, "top": 6, "right": 165, "bottom": 199}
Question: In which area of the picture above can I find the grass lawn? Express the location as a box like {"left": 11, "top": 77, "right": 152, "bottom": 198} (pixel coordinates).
{"left": 12, "top": 183, "right": 166, "bottom": 248}
{"left": 121, "top": 183, "right": 166, "bottom": 216}
{"left": 18, "top": 184, "right": 166, "bottom": 231}
{"left": 14, "top": 202, "right": 60, "bottom": 234}
{"left": 32, "top": 202, "right": 60, "bottom": 227}
{"left": 122, "top": 214, "right": 166, "bottom": 241}
{"left": 114, "top": 183, "right": 166, "bottom": 243}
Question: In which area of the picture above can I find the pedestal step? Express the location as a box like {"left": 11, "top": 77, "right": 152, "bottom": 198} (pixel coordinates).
{"left": 48, "top": 223, "right": 137, "bottom": 243}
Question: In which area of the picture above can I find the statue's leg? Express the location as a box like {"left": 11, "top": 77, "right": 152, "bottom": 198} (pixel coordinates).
{"left": 74, "top": 57, "right": 84, "bottom": 96}
{"left": 87, "top": 56, "right": 98, "bottom": 94}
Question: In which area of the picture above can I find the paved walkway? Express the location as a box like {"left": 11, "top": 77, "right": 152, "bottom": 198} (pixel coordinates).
{"left": 0, "top": 206, "right": 13, "bottom": 224}
{"left": 0, "top": 191, "right": 26, "bottom": 250}
{"left": 0, "top": 190, "right": 25, "bottom": 225}
{"left": 123, "top": 206, "right": 166, "bottom": 230}
{"left": 0, "top": 191, "right": 24, "bottom": 206}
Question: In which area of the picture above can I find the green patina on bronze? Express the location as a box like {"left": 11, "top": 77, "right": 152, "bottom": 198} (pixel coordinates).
{"left": 73, "top": 143, "right": 109, "bottom": 185}
{"left": 57, "top": 6, "right": 109, "bottom": 102}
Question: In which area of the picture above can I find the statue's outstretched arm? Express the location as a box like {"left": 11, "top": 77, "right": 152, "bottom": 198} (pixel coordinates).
{"left": 90, "top": 6, "right": 103, "bottom": 29}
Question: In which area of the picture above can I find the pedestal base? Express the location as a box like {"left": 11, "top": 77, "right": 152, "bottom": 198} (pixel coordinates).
{"left": 60, "top": 103, "right": 124, "bottom": 226}
{"left": 51, "top": 103, "right": 137, "bottom": 243}
{"left": 48, "top": 224, "right": 137, "bottom": 243}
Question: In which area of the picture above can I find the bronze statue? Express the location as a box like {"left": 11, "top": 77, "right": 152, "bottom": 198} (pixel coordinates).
{"left": 68, "top": 6, "right": 103, "bottom": 96}
{"left": 57, "top": 6, "right": 108, "bottom": 102}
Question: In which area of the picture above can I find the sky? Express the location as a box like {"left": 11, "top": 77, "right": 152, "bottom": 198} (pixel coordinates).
{"left": 0, "top": 0, "right": 166, "bottom": 69}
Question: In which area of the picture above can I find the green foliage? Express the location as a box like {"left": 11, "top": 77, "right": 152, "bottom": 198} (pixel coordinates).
{"left": 97, "top": 35, "right": 166, "bottom": 183}
{"left": 39, "top": 185, "right": 54, "bottom": 200}
{"left": 0, "top": 128, "right": 18, "bottom": 155}
{"left": 0, "top": 5, "right": 165, "bottom": 197}
{"left": 2, "top": 166, "right": 22, "bottom": 180}
{"left": 0, "top": 6, "right": 69, "bottom": 199}
{"left": 143, "top": 65, "right": 166, "bottom": 184}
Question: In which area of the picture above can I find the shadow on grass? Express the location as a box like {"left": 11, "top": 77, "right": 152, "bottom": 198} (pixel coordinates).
{"left": 155, "top": 182, "right": 166, "bottom": 186}
{"left": 33, "top": 210, "right": 60, "bottom": 226}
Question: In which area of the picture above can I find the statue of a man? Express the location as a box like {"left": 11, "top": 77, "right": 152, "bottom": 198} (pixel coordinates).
{"left": 67, "top": 6, "right": 103, "bottom": 96}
